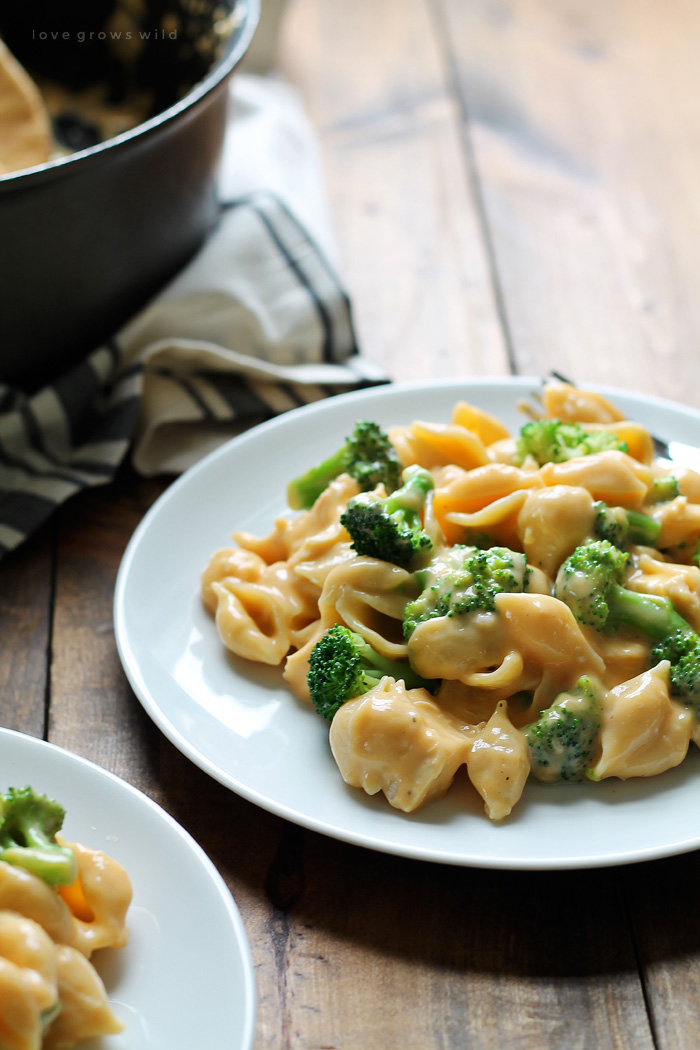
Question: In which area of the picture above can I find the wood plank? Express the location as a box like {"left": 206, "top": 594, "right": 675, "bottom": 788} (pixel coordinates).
{"left": 48, "top": 475, "right": 163, "bottom": 789}
{"left": 437, "top": 0, "right": 700, "bottom": 405}
{"left": 278, "top": 0, "right": 509, "bottom": 384}
{"left": 254, "top": 831, "right": 654, "bottom": 1050}
{"left": 627, "top": 852, "right": 700, "bottom": 1049}
{"left": 0, "top": 525, "right": 52, "bottom": 738}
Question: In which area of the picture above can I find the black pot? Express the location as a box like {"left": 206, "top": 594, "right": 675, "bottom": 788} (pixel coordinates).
{"left": 0, "top": 0, "right": 259, "bottom": 390}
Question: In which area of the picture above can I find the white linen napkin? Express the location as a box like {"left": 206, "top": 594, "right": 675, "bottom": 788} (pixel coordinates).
{"left": 0, "top": 75, "right": 387, "bottom": 559}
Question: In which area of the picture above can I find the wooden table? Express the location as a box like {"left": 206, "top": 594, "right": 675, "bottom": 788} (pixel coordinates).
{"left": 3, "top": 1, "right": 700, "bottom": 1046}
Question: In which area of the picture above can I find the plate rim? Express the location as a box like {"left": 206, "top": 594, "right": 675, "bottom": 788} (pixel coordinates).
{"left": 114, "top": 376, "right": 700, "bottom": 871}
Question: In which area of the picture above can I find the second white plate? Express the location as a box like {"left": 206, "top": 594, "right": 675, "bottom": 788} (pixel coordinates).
{"left": 114, "top": 377, "right": 700, "bottom": 870}
{"left": 0, "top": 728, "right": 256, "bottom": 1050}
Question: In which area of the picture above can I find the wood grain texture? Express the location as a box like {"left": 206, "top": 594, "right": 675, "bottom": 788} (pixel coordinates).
{"left": 2, "top": 1, "right": 700, "bottom": 1049}
{"left": 627, "top": 853, "right": 700, "bottom": 1049}
{"left": 279, "top": 0, "right": 510, "bottom": 384}
{"left": 436, "top": 0, "right": 700, "bottom": 407}
{"left": 0, "top": 526, "right": 52, "bottom": 738}
{"left": 48, "top": 474, "right": 164, "bottom": 790}
{"left": 252, "top": 836, "right": 655, "bottom": 1050}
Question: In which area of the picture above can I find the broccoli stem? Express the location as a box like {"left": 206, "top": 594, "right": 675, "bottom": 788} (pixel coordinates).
{"left": 594, "top": 501, "right": 660, "bottom": 548}
{"left": 607, "top": 585, "right": 687, "bottom": 641}
{"left": 384, "top": 466, "right": 433, "bottom": 514}
{"left": 651, "top": 476, "right": 680, "bottom": 502}
{"left": 559, "top": 541, "right": 700, "bottom": 704}
{"left": 356, "top": 638, "right": 428, "bottom": 690}
{"left": 1, "top": 842, "right": 77, "bottom": 886}
{"left": 287, "top": 445, "right": 353, "bottom": 510}
{"left": 287, "top": 421, "right": 401, "bottom": 510}
{"left": 625, "top": 510, "right": 661, "bottom": 546}
{"left": 0, "top": 786, "right": 78, "bottom": 886}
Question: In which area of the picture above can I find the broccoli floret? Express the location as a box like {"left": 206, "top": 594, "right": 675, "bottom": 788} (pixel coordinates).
{"left": 403, "top": 545, "right": 531, "bottom": 638}
{"left": 0, "top": 787, "right": 77, "bottom": 886}
{"left": 593, "top": 500, "right": 661, "bottom": 548}
{"left": 307, "top": 625, "right": 433, "bottom": 721}
{"left": 651, "top": 629, "right": 700, "bottom": 708}
{"left": 288, "top": 420, "right": 401, "bottom": 510}
{"left": 556, "top": 539, "right": 700, "bottom": 708}
{"left": 516, "top": 418, "right": 628, "bottom": 466}
{"left": 525, "top": 676, "right": 602, "bottom": 782}
{"left": 340, "top": 465, "right": 434, "bottom": 569}
{"left": 651, "top": 475, "right": 680, "bottom": 503}
{"left": 554, "top": 539, "right": 685, "bottom": 636}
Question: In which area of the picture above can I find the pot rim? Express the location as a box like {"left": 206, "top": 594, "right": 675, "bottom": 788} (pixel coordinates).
{"left": 0, "top": 0, "right": 260, "bottom": 191}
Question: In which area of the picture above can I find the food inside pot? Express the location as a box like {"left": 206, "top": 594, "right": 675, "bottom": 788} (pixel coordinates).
{"left": 0, "top": 0, "right": 241, "bottom": 175}
{"left": 0, "top": 38, "right": 53, "bottom": 174}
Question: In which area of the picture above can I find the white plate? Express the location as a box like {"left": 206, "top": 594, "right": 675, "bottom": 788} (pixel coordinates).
{"left": 114, "top": 377, "right": 700, "bottom": 870}
{"left": 0, "top": 727, "right": 256, "bottom": 1050}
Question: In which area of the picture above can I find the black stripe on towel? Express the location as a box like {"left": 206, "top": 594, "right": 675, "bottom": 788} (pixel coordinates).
{"left": 261, "top": 191, "right": 359, "bottom": 361}
{"left": 222, "top": 191, "right": 358, "bottom": 365}
{"left": 154, "top": 369, "right": 214, "bottom": 419}
{"left": 249, "top": 203, "right": 336, "bottom": 366}
{"left": 0, "top": 489, "right": 61, "bottom": 535}
{"left": 204, "top": 374, "right": 276, "bottom": 419}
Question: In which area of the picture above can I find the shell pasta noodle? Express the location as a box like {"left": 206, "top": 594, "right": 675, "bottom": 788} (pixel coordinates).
{"left": 202, "top": 381, "right": 700, "bottom": 823}
{"left": 0, "top": 786, "right": 131, "bottom": 1050}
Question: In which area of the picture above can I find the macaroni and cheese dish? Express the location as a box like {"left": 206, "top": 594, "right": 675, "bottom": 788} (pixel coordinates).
{"left": 202, "top": 382, "right": 700, "bottom": 822}
{"left": 0, "top": 824, "right": 131, "bottom": 1049}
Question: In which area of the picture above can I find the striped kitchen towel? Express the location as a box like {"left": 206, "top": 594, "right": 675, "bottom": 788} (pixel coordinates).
{"left": 0, "top": 75, "right": 388, "bottom": 560}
